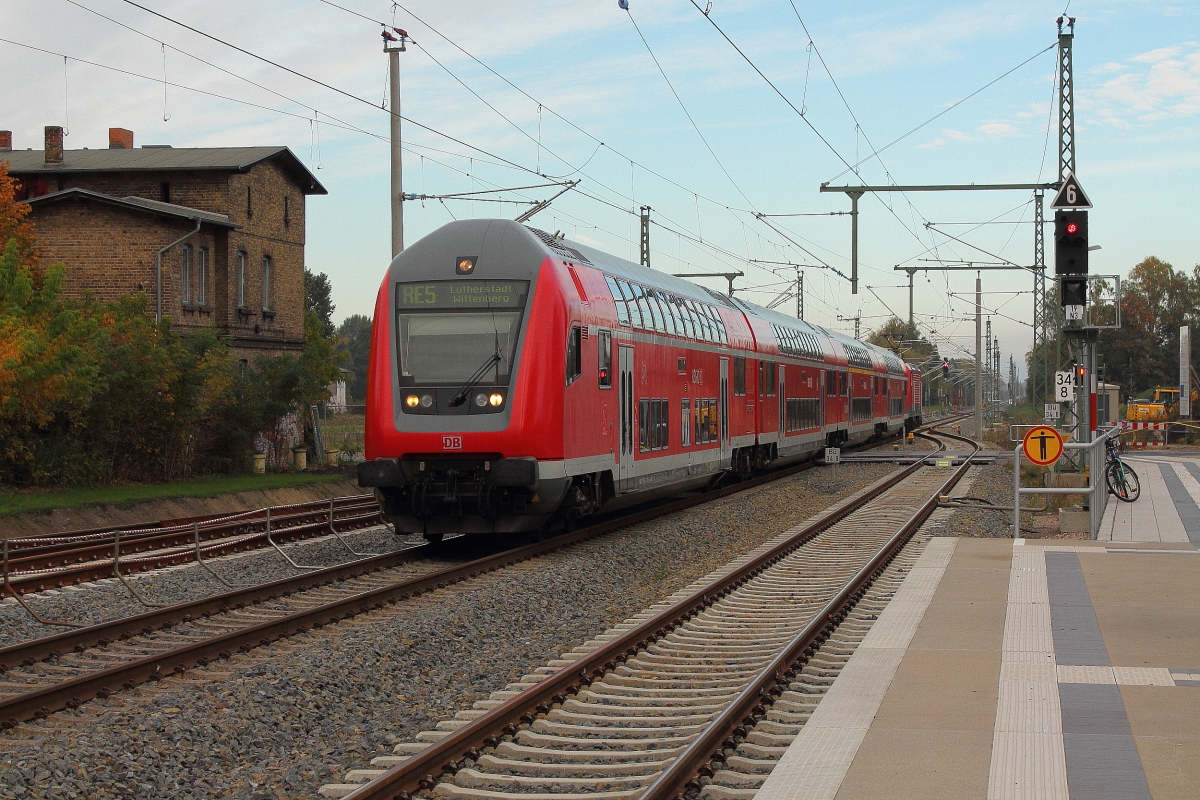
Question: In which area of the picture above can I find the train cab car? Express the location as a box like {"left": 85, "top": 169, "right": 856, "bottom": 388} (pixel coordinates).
{"left": 358, "top": 219, "right": 921, "bottom": 539}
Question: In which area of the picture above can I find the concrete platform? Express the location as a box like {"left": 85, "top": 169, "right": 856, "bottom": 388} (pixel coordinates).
{"left": 753, "top": 537, "right": 1200, "bottom": 800}
{"left": 1099, "top": 453, "right": 1200, "bottom": 544}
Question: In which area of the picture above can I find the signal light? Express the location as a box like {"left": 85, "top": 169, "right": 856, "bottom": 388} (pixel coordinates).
{"left": 941, "top": 361, "right": 950, "bottom": 380}
{"left": 1055, "top": 209, "right": 1089, "bottom": 276}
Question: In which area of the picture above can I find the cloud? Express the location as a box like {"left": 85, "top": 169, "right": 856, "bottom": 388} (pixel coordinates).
{"left": 1087, "top": 42, "right": 1200, "bottom": 126}
{"left": 977, "top": 122, "right": 1019, "bottom": 137}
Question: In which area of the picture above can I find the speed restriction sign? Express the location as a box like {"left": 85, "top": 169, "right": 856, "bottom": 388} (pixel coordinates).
{"left": 1055, "top": 371, "right": 1075, "bottom": 403}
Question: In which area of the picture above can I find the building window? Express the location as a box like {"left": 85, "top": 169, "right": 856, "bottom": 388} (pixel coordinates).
{"left": 261, "top": 255, "right": 271, "bottom": 310}
{"left": 284, "top": 195, "right": 290, "bottom": 228}
{"left": 246, "top": 186, "right": 253, "bottom": 219}
{"left": 238, "top": 359, "right": 248, "bottom": 378}
{"left": 237, "top": 251, "right": 247, "bottom": 307}
{"left": 181, "top": 244, "right": 191, "bottom": 305}
{"left": 160, "top": 182, "right": 171, "bottom": 203}
{"left": 197, "top": 247, "right": 208, "bottom": 305}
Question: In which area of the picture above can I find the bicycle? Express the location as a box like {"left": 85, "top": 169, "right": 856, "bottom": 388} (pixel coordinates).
{"left": 1105, "top": 434, "right": 1140, "bottom": 502}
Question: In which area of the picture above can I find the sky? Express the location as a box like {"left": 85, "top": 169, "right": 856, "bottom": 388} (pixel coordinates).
{"left": 3, "top": 0, "right": 1199, "bottom": 378}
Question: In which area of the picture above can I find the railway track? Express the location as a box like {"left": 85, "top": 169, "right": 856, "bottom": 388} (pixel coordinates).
{"left": 319, "top": 423, "right": 978, "bottom": 800}
{"left": 3, "top": 494, "right": 386, "bottom": 596}
{"left": 0, "top": 419, "right": 963, "bottom": 736}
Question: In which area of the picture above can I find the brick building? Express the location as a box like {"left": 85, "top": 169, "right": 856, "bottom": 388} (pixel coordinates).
{"left": 0, "top": 126, "right": 327, "bottom": 359}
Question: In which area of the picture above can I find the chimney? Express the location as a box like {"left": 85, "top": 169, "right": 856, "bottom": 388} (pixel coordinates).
{"left": 109, "top": 127, "right": 134, "bottom": 149}
{"left": 0, "top": 131, "right": 11, "bottom": 151}
{"left": 44, "top": 126, "right": 64, "bottom": 164}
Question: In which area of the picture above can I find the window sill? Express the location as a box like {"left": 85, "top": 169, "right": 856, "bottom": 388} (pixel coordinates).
{"left": 261, "top": 309, "right": 277, "bottom": 320}
{"left": 198, "top": 304, "right": 213, "bottom": 315}
{"left": 237, "top": 307, "right": 256, "bottom": 318}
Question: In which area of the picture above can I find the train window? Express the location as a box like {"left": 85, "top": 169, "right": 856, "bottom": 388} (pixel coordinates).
{"left": 691, "top": 302, "right": 710, "bottom": 342}
{"left": 826, "top": 370, "right": 837, "bottom": 396}
{"left": 841, "top": 372, "right": 848, "bottom": 396}
{"left": 649, "top": 291, "right": 670, "bottom": 334}
{"left": 766, "top": 361, "right": 777, "bottom": 396}
{"left": 598, "top": 330, "right": 612, "bottom": 388}
{"left": 633, "top": 285, "right": 653, "bottom": 332}
{"left": 652, "top": 399, "right": 663, "bottom": 449}
{"left": 659, "top": 399, "right": 669, "bottom": 449}
{"left": 625, "top": 283, "right": 642, "bottom": 329}
{"left": 677, "top": 299, "right": 696, "bottom": 339}
{"left": 606, "top": 277, "right": 631, "bottom": 327}
{"left": 639, "top": 398, "right": 649, "bottom": 452}
{"left": 688, "top": 302, "right": 704, "bottom": 340}
{"left": 663, "top": 295, "right": 683, "bottom": 336}
{"left": 566, "top": 326, "right": 582, "bottom": 385}
{"left": 758, "top": 361, "right": 764, "bottom": 396}
{"left": 677, "top": 357, "right": 686, "bottom": 374}
{"left": 711, "top": 308, "right": 728, "bottom": 345}
{"left": 681, "top": 399, "right": 691, "bottom": 447}
{"left": 734, "top": 358, "right": 746, "bottom": 396}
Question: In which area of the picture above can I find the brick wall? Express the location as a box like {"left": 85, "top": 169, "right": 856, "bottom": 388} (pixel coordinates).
{"left": 19, "top": 154, "right": 311, "bottom": 361}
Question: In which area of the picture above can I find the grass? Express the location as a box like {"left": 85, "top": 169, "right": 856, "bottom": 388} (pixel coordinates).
{"left": 0, "top": 472, "right": 351, "bottom": 518}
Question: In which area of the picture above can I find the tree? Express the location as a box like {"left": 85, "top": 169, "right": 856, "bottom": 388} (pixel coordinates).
{"left": 304, "top": 269, "right": 335, "bottom": 337}
{"left": 1097, "top": 256, "right": 1199, "bottom": 397}
{"left": 865, "top": 317, "right": 939, "bottom": 364}
{"left": 337, "top": 314, "right": 373, "bottom": 403}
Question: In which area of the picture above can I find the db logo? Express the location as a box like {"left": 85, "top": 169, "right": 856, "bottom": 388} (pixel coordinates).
{"left": 441, "top": 435, "right": 463, "bottom": 450}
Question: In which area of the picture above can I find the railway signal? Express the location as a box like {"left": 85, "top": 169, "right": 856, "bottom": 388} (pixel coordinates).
{"left": 1055, "top": 209, "right": 1088, "bottom": 311}
{"left": 942, "top": 361, "right": 950, "bottom": 380}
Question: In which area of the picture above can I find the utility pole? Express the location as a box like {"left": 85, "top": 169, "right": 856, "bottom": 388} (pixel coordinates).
{"left": 986, "top": 318, "right": 993, "bottom": 426}
{"left": 384, "top": 29, "right": 408, "bottom": 257}
{"left": 639, "top": 206, "right": 651, "bottom": 268}
{"left": 796, "top": 270, "right": 804, "bottom": 320}
{"left": 1032, "top": 189, "right": 1048, "bottom": 407}
{"left": 975, "top": 272, "right": 983, "bottom": 438}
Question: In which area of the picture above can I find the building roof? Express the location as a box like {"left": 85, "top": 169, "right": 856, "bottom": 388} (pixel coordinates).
{"left": 23, "top": 188, "right": 241, "bottom": 228}
{"left": 2, "top": 145, "right": 327, "bottom": 194}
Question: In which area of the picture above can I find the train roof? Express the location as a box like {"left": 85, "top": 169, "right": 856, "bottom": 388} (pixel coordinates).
{"left": 520, "top": 224, "right": 906, "bottom": 376}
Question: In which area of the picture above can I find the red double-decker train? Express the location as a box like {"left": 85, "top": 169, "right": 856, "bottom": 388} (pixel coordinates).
{"left": 358, "top": 219, "right": 922, "bottom": 540}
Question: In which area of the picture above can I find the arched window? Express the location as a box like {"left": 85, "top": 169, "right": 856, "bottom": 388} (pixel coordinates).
{"left": 261, "top": 255, "right": 271, "bottom": 310}
{"left": 181, "top": 244, "right": 192, "bottom": 304}
{"left": 237, "top": 251, "right": 247, "bottom": 307}
{"left": 197, "top": 247, "right": 208, "bottom": 305}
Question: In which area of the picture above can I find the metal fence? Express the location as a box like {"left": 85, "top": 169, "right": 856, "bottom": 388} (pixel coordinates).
{"left": 1011, "top": 425, "right": 1117, "bottom": 539}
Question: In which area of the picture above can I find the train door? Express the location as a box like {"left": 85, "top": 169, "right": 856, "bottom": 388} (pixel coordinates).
{"left": 719, "top": 358, "right": 731, "bottom": 467}
{"left": 617, "top": 345, "right": 635, "bottom": 490}
{"left": 778, "top": 365, "right": 786, "bottom": 442}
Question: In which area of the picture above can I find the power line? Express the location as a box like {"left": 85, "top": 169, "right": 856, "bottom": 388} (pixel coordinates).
{"left": 623, "top": 7, "right": 755, "bottom": 209}
{"left": 115, "top": 0, "right": 544, "bottom": 178}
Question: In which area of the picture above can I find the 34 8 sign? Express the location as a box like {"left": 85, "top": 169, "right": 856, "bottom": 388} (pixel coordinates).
{"left": 1055, "top": 370, "right": 1075, "bottom": 403}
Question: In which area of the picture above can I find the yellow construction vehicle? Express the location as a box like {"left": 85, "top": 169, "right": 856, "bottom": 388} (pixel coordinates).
{"left": 1127, "top": 387, "right": 1200, "bottom": 422}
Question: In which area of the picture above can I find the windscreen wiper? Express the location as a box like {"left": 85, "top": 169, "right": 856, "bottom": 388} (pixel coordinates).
{"left": 448, "top": 352, "right": 502, "bottom": 407}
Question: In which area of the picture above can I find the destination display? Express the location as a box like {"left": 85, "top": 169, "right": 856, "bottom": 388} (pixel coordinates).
{"left": 396, "top": 280, "right": 529, "bottom": 310}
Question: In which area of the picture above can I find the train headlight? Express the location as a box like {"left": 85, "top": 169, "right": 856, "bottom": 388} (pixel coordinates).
{"left": 488, "top": 393, "right": 504, "bottom": 407}
{"left": 420, "top": 394, "right": 434, "bottom": 408}
{"left": 474, "top": 392, "right": 488, "bottom": 407}
{"left": 405, "top": 395, "right": 420, "bottom": 408}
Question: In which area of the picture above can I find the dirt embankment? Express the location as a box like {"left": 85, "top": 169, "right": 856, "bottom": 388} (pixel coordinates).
{"left": 0, "top": 479, "right": 367, "bottom": 540}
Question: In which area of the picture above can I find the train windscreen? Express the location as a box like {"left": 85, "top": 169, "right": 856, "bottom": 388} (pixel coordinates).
{"left": 394, "top": 280, "right": 529, "bottom": 386}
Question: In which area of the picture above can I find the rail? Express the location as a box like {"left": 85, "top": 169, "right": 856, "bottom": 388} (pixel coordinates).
{"left": 340, "top": 423, "right": 977, "bottom": 800}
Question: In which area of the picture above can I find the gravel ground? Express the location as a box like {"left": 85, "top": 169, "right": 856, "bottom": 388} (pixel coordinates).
{"left": 0, "top": 528, "right": 422, "bottom": 646}
{"left": 0, "top": 462, "right": 896, "bottom": 800}
{"left": 917, "top": 461, "right": 1082, "bottom": 539}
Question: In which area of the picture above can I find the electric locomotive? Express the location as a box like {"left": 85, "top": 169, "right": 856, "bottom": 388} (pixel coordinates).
{"left": 358, "top": 219, "right": 922, "bottom": 540}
